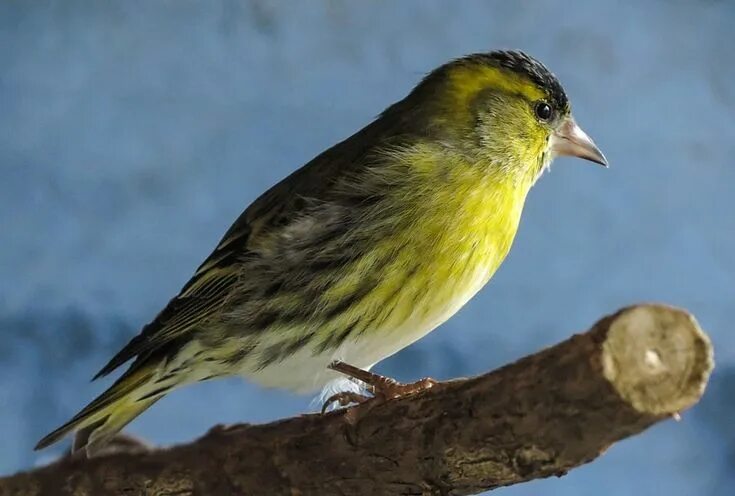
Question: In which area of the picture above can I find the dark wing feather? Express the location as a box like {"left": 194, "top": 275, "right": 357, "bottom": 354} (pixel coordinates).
{"left": 93, "top": 266, "right": 240, "bottom": 379}
{"left": 93, "top": 117, "right": 403, "bottom": 380}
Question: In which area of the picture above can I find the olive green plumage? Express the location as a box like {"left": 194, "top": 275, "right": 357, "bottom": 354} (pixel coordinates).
{"left": 35, "top": 50, "right": 606, "bottom": 456}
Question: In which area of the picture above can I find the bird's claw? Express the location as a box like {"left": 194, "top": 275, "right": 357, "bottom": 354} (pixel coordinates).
{"left": 377, "top": 376, "right": 437, "bottom": 399}
{"left": 320, "top": 391, "right": 371, "bottom": 414}
{"left": 321, "top": 360, "right": 437, "bottom": 415}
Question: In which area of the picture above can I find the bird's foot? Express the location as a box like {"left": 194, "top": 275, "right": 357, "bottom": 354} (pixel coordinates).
{"left": 321, "top": 360, "right": 437, "bottom": 413}
{"left": 320, "top": 391, "right": 371, "bottom": 414}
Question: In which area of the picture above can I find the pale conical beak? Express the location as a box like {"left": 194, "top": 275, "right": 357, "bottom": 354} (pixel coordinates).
{"left": 550, "top": 117, "right": 608, "bottom": 167}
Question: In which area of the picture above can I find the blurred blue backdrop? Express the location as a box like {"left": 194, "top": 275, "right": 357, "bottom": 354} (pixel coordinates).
{"left": 1, "top": 1, "right": 734, "bottom": 494}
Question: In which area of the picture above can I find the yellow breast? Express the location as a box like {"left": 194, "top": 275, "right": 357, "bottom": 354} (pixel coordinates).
{"left": 327, "top": 145, "right": 533, "bottom": 363}
{"left": 389, "top": 169, "right": 526, "bottom": 330}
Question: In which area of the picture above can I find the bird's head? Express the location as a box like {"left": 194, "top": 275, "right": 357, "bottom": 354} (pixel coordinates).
{"left": 396, "top": 50, "right": 607, "bottom": 184}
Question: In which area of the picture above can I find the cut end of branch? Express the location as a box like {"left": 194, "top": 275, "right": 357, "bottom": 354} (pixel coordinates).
{"left": 601, "top": 304, "right": 714, "bottom": 416}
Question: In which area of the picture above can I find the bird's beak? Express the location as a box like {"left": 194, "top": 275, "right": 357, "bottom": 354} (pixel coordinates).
{"left": 550, "top": 117, "right": 608, "bottom": 167}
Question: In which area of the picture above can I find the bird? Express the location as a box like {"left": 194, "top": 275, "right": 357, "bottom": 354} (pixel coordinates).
{"left": 35, "top": 50, "right": 606, "bottom": 456}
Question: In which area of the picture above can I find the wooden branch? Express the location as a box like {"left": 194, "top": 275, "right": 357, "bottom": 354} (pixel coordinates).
{"left": 1, "top": 304, "right": 714, "bottom": 496}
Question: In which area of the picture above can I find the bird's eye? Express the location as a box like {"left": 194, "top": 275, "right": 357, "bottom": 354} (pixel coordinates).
{"left": 534, "top": 102, "right": 553, "bottom": 122}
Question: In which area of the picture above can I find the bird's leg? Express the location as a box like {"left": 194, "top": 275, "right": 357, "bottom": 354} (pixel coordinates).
{"left": 321, "top": 360, "right": 437, "bottom": 413}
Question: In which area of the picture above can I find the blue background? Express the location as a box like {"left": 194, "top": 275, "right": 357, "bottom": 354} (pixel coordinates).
{"left": 2, "top": 1, "right": 734, "bottom": 494}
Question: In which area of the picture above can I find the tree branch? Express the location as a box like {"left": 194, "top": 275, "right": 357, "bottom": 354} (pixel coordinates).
{"left": 1, "top": 304, "right": 714, "bottom": 496}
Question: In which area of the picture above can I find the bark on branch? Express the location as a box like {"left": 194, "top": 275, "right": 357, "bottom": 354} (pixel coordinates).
{"left": 1, "top": 304, "right": 714, "bottom": 496}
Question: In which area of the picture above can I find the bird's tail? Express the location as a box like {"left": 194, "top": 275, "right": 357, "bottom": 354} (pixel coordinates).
{"left": 34, "top": 362, "right": 168, "bottom": 456}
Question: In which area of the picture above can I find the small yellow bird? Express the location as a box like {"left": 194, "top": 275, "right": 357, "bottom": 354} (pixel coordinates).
{"left": 36, "top": 50, "right": 606, "bottom": 456}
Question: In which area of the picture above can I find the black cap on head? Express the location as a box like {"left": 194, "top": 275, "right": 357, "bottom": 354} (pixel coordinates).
{"left": 381, "top": 50, "right": 571, "bottom": 138}
{"left": 472, "top": 50, "right": 569, "bottom": 114}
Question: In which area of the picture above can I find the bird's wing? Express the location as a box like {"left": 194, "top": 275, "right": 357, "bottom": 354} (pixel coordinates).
{"left": 92, "top": 263, "right": 241, "bottom": 379}
{"left": 93, "top": 120, "right": 394, "bottom": 380}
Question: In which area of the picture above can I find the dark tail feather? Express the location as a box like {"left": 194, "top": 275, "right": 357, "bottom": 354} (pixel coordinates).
{"left": 35, "top": 363, "right": 167, "bottom": 456}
